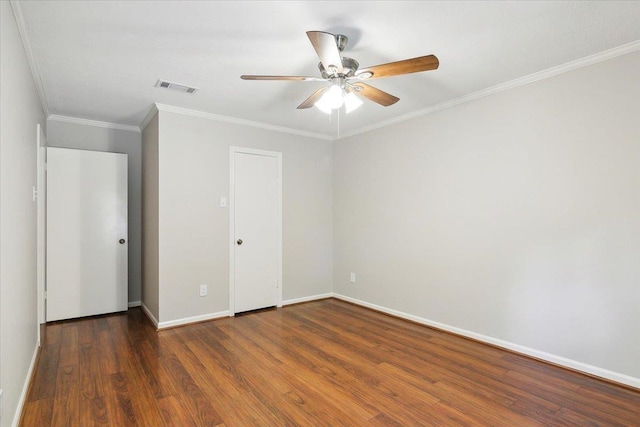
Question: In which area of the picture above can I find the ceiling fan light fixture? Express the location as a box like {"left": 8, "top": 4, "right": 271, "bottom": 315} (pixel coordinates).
{"left": 315, "top": 85, "right": 345, "bottom": 113}
{"left": 314, "top": 87, "right": 363, "bottom": 114}
{"left": 314, "top": 95, "right": 333, "bottom": 114}
{"left": 357, "top": 71, "right": 373, "bottom": 79}
{"left": 344, "top": 92, "right": 363, "bottom": 113}
{"left": 326, "top": 85, "right": 345, "bottom": 108}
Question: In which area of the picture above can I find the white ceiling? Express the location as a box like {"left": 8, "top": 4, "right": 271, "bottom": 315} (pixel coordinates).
{"left": 15, "top": 1, "right": 640, "bottom": 138}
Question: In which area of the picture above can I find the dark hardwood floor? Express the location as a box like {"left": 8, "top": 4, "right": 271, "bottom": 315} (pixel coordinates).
{"left": 21, "top": 298, "right": 640, "bottom": 426}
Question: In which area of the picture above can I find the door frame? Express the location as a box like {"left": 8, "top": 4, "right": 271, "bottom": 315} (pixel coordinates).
{"left": 36, "top": 124, "right": 46, "bottom": 344}
{"left": 229, "top": 146, "right": 282, "bottom": 316}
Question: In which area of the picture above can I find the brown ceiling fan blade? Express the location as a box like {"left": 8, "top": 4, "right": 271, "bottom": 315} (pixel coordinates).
{"left": 355, "top": 55, "right": 439, "bottom": 80}
{"left": 306, "top": 31, "right": 343, "bottom": 75}
{"left": 297, "top": 87, "right": 328, "bottom": 109}
{"left": 241, "top": 75, "right": 328, "bottom": 82}
{"left": 350, "top": 83, "right": 399, "bottom": 106}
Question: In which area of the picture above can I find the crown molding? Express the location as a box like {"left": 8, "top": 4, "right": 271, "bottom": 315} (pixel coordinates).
{"left": 48, "top": 114, "right": 141, "bottom": 133}
{"left": 11, "top": 0, "right": 50, "bottom": 117}
{"left": 339, "top": 40, "right": 640, "bottom": 140}
{"left": 139, "top": 104, "right": 159, "bottom": 132}
{"left": 13, "top": 0, "right": 636, "bottom": 145}
{"left": 153, "top": 103, "right": 333, "bottom": 141}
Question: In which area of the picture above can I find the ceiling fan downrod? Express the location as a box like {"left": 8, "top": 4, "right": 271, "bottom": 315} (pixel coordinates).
{"left": 335, "top": 34, "right": 348, "bottom": 52}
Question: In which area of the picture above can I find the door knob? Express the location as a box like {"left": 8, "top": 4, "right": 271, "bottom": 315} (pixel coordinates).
{"left": 119, "top": 239, "right": 126, "bottom": 244}
{"left": 237, "top": 239, "right": 243, "bottom": 245}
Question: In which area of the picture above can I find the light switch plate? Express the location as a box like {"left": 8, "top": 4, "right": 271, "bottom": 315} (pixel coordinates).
{"left": 219, "top": 196, "right": 227, "bottom": 208}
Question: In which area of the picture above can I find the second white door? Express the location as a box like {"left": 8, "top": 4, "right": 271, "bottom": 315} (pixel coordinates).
{"left": 231, "top": 148, "right": 281, "bottom": 314}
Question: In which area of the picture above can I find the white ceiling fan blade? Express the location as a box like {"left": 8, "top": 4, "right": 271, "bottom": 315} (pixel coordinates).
{"left": 306, "top": 31, "right": 344, "bottom": 75}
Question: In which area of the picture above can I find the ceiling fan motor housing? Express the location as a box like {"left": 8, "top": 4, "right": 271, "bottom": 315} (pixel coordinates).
{"left": 319, "top": 57, "right": 359, "bottom": 78}
{"left": 317, "top": 33, "right": 358, "bottom": 78}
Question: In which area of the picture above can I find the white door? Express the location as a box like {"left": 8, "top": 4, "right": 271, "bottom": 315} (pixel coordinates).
{"left": 231, "top": 148, "right": 282, "bottom": 314}
{"left": 46, "top": 147, "right": 128, "bottom": 322}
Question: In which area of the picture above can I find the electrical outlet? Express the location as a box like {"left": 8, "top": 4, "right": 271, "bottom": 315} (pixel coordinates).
{"left": 199, "top": 284, "right": 208, "bottom": 297}
{"left": 350, "top": 272, "right": 356, "bottom": 283}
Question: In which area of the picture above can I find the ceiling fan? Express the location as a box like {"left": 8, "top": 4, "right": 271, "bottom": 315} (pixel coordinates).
{"left": 241, "top": 31, "right": 439, "bottom": 114}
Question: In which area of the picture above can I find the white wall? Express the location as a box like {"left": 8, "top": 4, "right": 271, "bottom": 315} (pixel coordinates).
{"left": 46, "top": 119, "right": 142, "bottom": 304}
{"left": 148, "top": 110, "right": 333, "bottom": 324}
{"left": 141, "top": 112, "right": 160, "bottom": 321}
{"left": 334, "top": 51, "right": 640, "bottom": 382}
{"left": 0, "top": 2, "right": 46, "bottom": 425}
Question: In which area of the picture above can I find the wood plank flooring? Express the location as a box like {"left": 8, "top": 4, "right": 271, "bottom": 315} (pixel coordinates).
{"left": 21, "top": 299, "right": 640, "bottom": 426}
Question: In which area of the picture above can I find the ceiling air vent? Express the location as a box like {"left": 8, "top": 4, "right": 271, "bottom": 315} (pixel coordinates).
{"left": 155, "top": 79, "right": 199, "bottom": 94}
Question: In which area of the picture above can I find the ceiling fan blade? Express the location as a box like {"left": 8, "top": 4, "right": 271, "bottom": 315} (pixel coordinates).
{"left": 306, "top": 31, "right": 344, "bottom": 75}
{"left": 350, "top": 83, "right": 399, "bottom": 106}
{"left": 297, "top": 87, "right": 328, "bottom": 109}
{"left": 241, "top": 75, "right": 328, "bottom": 82}
{"left": 355, "top": 55, "right": 439, "bottom": 80}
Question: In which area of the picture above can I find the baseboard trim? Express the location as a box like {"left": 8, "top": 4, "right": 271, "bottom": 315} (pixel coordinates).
{"left": 157, "top": 310, "right": 230, "bottom": 330}
{"left": 140, "top": 302, "right": 159, "bottom": 328}
{"left": 282, "top": 293, "right": 333, "bottom": 306}
{"left": 140, "top": 293, "right": 330, "bottom": 331}
{"left": 332, "top": 293, "right": 640, "bottom": 390}
{"left": 13, "top": 344, "right": 40, "bottom": 427}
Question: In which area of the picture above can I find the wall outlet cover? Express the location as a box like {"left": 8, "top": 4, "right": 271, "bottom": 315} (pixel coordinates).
{"left": 199, "top": 284, "right": 208, "bottom": 297}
